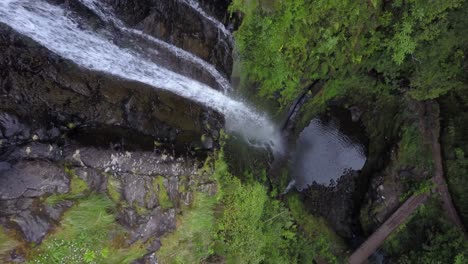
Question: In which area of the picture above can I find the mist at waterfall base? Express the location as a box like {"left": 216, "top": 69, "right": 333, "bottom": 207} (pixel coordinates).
{"left": 291, "top": 110, "right": 367, "bottom": 191}
{"left": 0, "top": 0, "right": 284, "bottom": 154}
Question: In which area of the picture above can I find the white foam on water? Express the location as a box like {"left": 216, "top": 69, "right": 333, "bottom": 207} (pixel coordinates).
{"left": 0, "top": 0, "right": 283, "bottom": 153}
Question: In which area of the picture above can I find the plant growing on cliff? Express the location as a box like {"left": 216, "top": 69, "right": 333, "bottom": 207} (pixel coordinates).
{"left": 0, "top": 227, "right": 19, "bottom": 262}
{"left": 28, "top": 195, "right": 145, "bottom": 264}
{"left": 157, "top": 152, "right": 335, "bottom": 263}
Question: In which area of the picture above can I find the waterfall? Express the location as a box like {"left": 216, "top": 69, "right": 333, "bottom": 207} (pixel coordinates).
{"left": 179, "top": 0, "right": 234, "bottom": 45}
{"left": 78, "top": 0, "right": 231, "bottom": 93}
{"left": 0, "top": 0, "right": 283, "bottom": 153}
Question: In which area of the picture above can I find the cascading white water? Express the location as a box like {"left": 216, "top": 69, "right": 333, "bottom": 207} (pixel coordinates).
{"left": 78, "top": 0, "right": 231, "bottom": 93}
{"left": 179, "top": 0, "right": 234, "bottom": 45}
{"left": 0, "top": 0, "right": 283, "bottom": 153}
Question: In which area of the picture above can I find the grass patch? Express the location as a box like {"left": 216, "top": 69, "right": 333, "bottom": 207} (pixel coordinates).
{"left": 28, "top": 195, "right": 145, "bottom": 264}
{"left": 0, "top": 227, "right": 20, "bottom": 262}
{"left": 157, "top": 193, "right": 218, "bottom": 263}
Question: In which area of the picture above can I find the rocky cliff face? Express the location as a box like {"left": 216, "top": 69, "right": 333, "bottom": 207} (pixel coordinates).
{"left": 107, "top": 0, "right": 233, "bottom": 75}
{"left": 0, "top": 1, "right": 232, "bottom": 262}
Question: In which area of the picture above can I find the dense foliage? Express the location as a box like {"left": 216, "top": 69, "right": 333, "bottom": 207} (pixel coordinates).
{"left": 231, "top": 0, "right": 468, "bottom": 107}
{"left": 230, "top": 0, "right": 468, "bottom": 262}
{"left": 157, "top": 152, "right": 342, "bottom": 263}
{"left": 384, "top": 199, "right": 468, "bottom": 263}
{"left": 441, "top": 91, "right": 468, "bottom": 224}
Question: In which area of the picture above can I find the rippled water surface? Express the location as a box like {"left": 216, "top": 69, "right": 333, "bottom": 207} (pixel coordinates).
{"left": 292, "top": 111, "right": 367, "bottom": 190}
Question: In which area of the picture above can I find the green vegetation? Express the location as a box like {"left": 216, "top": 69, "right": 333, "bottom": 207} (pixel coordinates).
{"left": 157, "top": 193, "right": 218, "bottom": 263}
{"left": 447, "top": 149, "right": 468, "bottom": 222}
{"left": 384, "top": 199, "right": 468, "bottom": 263}
{"left": 28, "top": 195, "right": 145, "bottom": 264}
{"left": 153, "top": 176, "right": 173, "bottom": 210}
{"left": 158, "top": 152, "right": 340, "bottom": 263}
{"left": 216, "top": 164, "right": 297, "bottom": 264}
{"left": 106, "top": 174, "right": 122, "bottom": 204}
{"left": 0, "top": 227, "right": 20, "bottom": 262}
{"left": 231, "top": 0, "right": 468, "bottom": 108}
{"left": 397, "top": 125, "right": 433, "bottom": 170}
{"left": 287, "top": 194, "right": 346, "bottom": 263}
{"left": 441, "top": 90, "right": 468, "bottom": 224}
{"left": 230, "top": 1, "right": 468, "bottom": 262}
{"left": 45, "top": 167, "right": 88, "bottom": 205}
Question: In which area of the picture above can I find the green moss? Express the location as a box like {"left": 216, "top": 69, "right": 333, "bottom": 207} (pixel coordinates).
{"left": 63, "top": 167, "right": 88, "bottom": 194}
{"left": 106, "top": 175, "right": 122, "bottom": 204}
{"left": 153, "top": 176, "right": 173, "bottom": 210}
{"left": 133, "top": 202, "right": 149, "bottom": 216}
{"left": 178, "top": 178, "right": 187, "bottom": 194}
{"left": 45, "top": 167, "right": 88, "bottom": 205}
{"left": 67, "top": 123, "right": 76, "bottom": 129}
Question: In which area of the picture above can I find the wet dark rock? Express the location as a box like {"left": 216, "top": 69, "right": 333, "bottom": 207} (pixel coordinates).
{"left": 197, "top": 0, "right": 232, "bottom": 22}
{"left": 349, "top": 106, "right": 363, "bottom": 122}
{"left": 121, "top": 208, "right": 139, "bottom": 228}
{"left": 44, "top": 201, "right": 73, "bottom": 222}
{"left": 0, "top": 161, "right": 69, "bottom": 200}
{"left": 201, "top": 135, "right": 214, "bottom": 149}
{"left": 0, "top": 198, "right": 34, "bottom": 216}
{"left": 303, "top": 171, "right": 360, "bottom": 238}
{"left": 13, "top": 211, "right": 50, "bottom": 243}
{"left": 132, "top": 208, "right": 176, "bottom": 242}
{"left": 7, "top": 143, "right": 62, "bottom": 162}
{"left": 121, "top": 173, "right": 155, "bottom": 209}
{"left": 135, "top": 252, "right": 158, "bottom": 264}
{"left": 0, "top": 161, "right": 11, "bottom": 172}
{"left": 359, "top": 150, "right": 423, "bottom": 234}
{"left": 73, "top": 167, "right": 106, "bottom": 193}
{"left": 0, "top": 24, "right": 223, "bottom": 154}
{"left": 0, "top": 1, "right": 228, "bottom": 260}
{"left": 0, "top": 113, "right": 29, "bottom": 139}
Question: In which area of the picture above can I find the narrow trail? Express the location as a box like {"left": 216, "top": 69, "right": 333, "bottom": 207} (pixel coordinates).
{"left": 348, "top": 100, "right": 466, "bottom": 264}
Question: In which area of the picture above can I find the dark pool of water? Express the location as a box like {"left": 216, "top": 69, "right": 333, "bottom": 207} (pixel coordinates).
{"left": 291, "top": 108, "right": 367, "bottom": 190}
